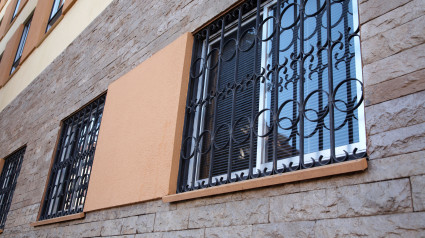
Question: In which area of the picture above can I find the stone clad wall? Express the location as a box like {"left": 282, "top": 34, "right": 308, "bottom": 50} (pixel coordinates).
{"left": 0, "top": 0, "right": 424, "bottom": 237}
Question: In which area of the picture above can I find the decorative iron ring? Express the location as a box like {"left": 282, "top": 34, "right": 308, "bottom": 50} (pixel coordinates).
{"left": 232, "top": 116, "right": 251, "bottom": 145}
{"left": 303, "top": 89, "right": 330, "bottom": 122}
{"left": 277, "top": 99, "right": 300, "bottom": 130}
{"left": 253, "top": 108, "right": 274, "bottom": 138}
{"left": 190, "top": 57, "right": 204, "bottom": 79}
{"left": 213, "top": 123, "right": 230, "bottom": 151}
{"left": 196, "top": 131, "right": 212, "bottom": 155}
{"left": 257, "top": 16, "right": 276, "bottom": 42}
{"left": 221, "top": 38, "right": 237, "bottom": 62}
{"left": 280, "top": 3, "right": 301, "bottom": 30}
{"left": 332, "top": 78, "right": 363, "bottom": 112}
{"left": 205, "top": 48, "right": 219, "bottom": 70}
{"left": 181, "top": 136, "right": 196, "bottom": 160}
{"left": 238, "top": 27, "right": 256, "bottom": 52}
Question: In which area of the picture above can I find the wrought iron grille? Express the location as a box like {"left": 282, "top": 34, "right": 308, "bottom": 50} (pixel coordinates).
{"left": 0, "top": 146, "right": 26, "bottom": 229}
{"left": 39, "top": 94, "right": 106, "bottom": 220}
{"left": 177, "top": 0, "right": 367, "bottom": 193}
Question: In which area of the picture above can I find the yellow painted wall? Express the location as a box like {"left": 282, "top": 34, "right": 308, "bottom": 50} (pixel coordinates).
{"left": 0, "top": 0, "right": 114, "bottom": 112}
{"left": 84, "top": 33, "right": 193, "bottom": 212}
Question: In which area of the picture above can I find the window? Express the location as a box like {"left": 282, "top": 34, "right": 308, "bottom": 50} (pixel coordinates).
{"left": 0, "top": 146, "right": 26, "bottom": 230}
{"left": 10, "top": 16, "right": 31, "bottom": 75}
{"left": 177, "top": 0, "right": 366, "bottom": 192}
{"left": 39, "top": 94, "right": 106, "bottom": 221}
{"left": 46, "top": 0, "right": 65, "bottom": 32}
{"left": 11, "top": 0, "right": 21, "bottom": 22}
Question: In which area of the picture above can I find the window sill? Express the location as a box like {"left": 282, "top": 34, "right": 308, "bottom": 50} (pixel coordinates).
{"left": 163, "top": 158, "right": 368, "bottom": 203}
{"left": 30, "top": 212, "right": 85, "bottom": 227}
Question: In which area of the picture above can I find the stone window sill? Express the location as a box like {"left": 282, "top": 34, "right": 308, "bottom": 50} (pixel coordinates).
{"left": 30, "top": 212, "right": 85, "bottom": 227}
{"left": 163, "top": 158, "right": 368, "bottom": 203}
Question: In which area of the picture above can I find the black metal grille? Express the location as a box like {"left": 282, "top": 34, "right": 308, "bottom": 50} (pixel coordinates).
{"left": 177, "top": 0, "right": 366, "bottom": 193}
{"left": 39, "top": 94, "right": 106, "bottom": 220}
{"left": 0, "top": 146, "right": 26, "bottom": 229}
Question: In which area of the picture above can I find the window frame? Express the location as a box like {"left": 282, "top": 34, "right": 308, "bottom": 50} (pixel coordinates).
{"left": 10, "top": 15, "right": 31, "bottom": 75}
{"left": 178, "top": 0, "right": 367, "bottom": 192}
{"left": 10, "top": 0, "right": 21, "bottom": 22}
{"left": 46, "top": 0, "right": 65, "bottom": 32}
{"left": 38, "top": 93, "right": 106, "bottom": 221}
{"left": 0, "top": 146, "right": 26, "bottom": 230}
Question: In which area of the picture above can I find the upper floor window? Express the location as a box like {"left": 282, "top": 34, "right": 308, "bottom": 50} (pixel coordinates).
{"left": 10, "top": 15, "right": 31, "bottom": 75}
{"left": 11, "top": 0, "right": 21, "bottom": 22}
{"left": 46, "top": 0, "right": 65, "bottom": 32}
{"left": 177, "top": 0, "right": 366, "bottom": 192}
{"left": 39, "top": 94, "right": 106, "bottom": 221}
{"left": 0, "top": 146, "right": 26, "bottom": 230}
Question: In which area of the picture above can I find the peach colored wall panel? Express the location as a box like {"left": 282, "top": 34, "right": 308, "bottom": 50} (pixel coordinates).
{"left": 0, "top": 24, "right": 23, "bottom": 86}
{"left": 0, "top": 0, "right": 17, "bottom": 39}
{"left": 21, "top": 0, "right": 55, "bottom": 62}
{"left": 63, "top": 0, "right": 77, "bottom": 14}
{"left": 84, "top": 33, "right": 193, "bottom": 212}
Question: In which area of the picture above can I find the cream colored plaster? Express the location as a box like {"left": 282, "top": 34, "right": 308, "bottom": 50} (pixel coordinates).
{"left": 0, "top": 0, "right": 114, "bottom": 112}
{"left": 0, "top": 0, "right": 12, "bottom": 18}
{"left": 0, "top": 0, "right": 36, "bottom": 53}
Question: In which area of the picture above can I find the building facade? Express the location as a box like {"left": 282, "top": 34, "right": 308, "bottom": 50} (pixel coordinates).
{"left": 0, "top": 0, "right": 424, "bottom": 237}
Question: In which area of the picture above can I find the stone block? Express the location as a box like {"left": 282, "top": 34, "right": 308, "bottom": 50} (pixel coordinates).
{"left": 270, "top": 179, "right": 411, "bottom": 222}
{"left": 205, "top": 225, "right": 253, "bottom": 238}
{"left": 361, "top": 0, "right": 425, "bottom": 40}
{"left": 368, "top": 122, "right": 425, "bottom": 159}
{"left": 359, "top": 0, "right": 410, "bottom": 24}
{"left": 136, "top": 214, "right": 155, "bottom": 234}
{"left": 252, "top": 221, "right": 315, "bottom": 238}
{"left": 362, "top": 15, "right": 425, "bottom": 65}
{"left": 154, "top": 209, "right": 189, "bottom": 232}
{"left": 121, "top": 216, "right": 138, "bottom": 235}
{"left": 363, "top": 43, "right": 425, "bottom": 86}
{"left": 188, "top": 198, "right": 269, "bottom": 229}
{"left": 411, "top": 175, "right": 425, "bottom": 211}
{"left": 101, "top": 218, "right": 123, "bottom": 236}
{"left": 314, "top": 212, "right": 425, "bottom": 237}
{"left": 135, "top": 229, "right": 204, "bottom": 238}
{"left": 366, "top": 91, "right": 425, "bottom": 135}
{"left": 365, "top": 68, "right": 425, "bottom": 106}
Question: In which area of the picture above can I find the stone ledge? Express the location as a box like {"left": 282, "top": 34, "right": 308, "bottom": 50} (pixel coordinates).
{"left": 163, "top": 158, "right": 368, "bottom": 203}
{"left": 30, "top": 212, "right": 85, "bottom": 227}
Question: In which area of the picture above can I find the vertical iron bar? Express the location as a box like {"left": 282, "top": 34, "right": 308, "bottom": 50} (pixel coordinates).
{"left": 343, "top": 0, "right": 354, "bottom": 144}
{"left": 317, "top": 0, "right": 324, "bottom": 151}
{"left": 326, "top": 0, "right": 336, "bottom": 161}
{"left": 299, "top": 0, "right": 306, "bottom": 168}
{"left": 227, "top": 7, "right": 242, "bottom": 183}
{"left": 291, "top": 0, "right": 298, "bottom": 156}
{"left": 208, "top": 18, "right": 226, "bottom": 185}
{"left": 272, "top": 0, "right": 281, "bottom": 172}
{"left": 191, "top": 28, "right": 210, "bottom": 189}
{"left": 248, "top": 0, "right": 261, "bottom": 178}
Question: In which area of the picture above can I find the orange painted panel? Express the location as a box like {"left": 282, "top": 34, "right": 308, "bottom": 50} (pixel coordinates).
{"left": 0, "top": 24, "right": 24, "bottom": 87}
{"left": 62, "top": 0, "right": 76, "bottom": 14}
{"left": 0, "top": 0, "right": 17, "bottom": 39}
{"left": 0, "top": 158, "right": 5, "bottom": 175}
{"left": 84, "top": 33, "right": 193, "bottom": 212}
{"left": 21, "top": 0, "right": 55, "bottom": 62}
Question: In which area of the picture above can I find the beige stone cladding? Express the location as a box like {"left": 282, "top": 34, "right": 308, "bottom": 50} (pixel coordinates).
{"left": 0, "top": 0, "right": 424, "bottom": 237}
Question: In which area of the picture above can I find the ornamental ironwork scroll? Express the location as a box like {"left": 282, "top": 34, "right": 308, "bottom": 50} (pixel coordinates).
{"left": 177, "top": 0, "right": 366, "bottom": 193}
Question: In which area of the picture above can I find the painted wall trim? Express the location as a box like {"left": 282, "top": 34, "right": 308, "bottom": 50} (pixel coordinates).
{"left": 30, "top": 212, "right": 85, "bottom": 227}
{"left": 163, "top": 158, "right": 368, "bottom": 203}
